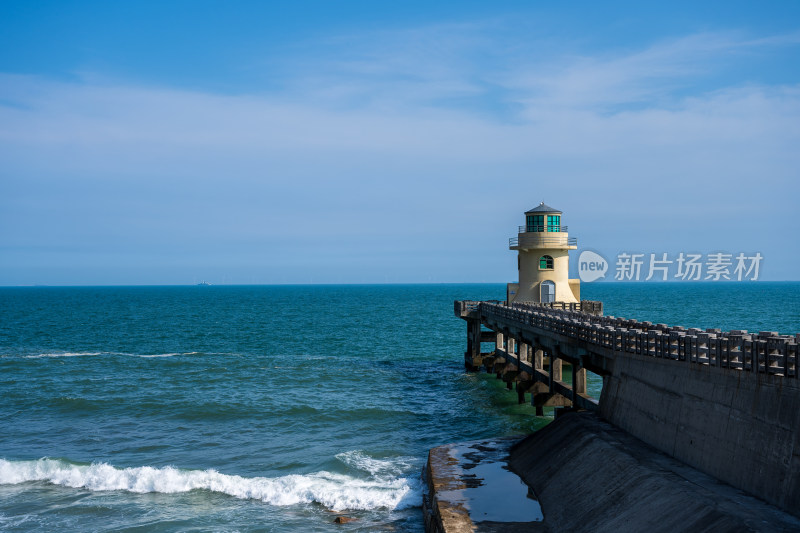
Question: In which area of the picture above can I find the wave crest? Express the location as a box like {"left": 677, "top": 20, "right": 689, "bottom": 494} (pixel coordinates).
{"left": 0, "top": 458, "right": 419, "bottom": 511}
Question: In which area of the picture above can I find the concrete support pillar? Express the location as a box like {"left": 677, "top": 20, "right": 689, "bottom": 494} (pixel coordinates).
{"left": 574, "top": 364, "right": 587, "bottom": 396}
{"left": 519, "top": 343, "right": 529, "bottom": 364}
{"left": 466, "top": 322, "right": 472, "bottom": 358}
{"left": 551, "top": 358, "right": 562, "bottom": 384}
{"left": 465, "top": 319, "right": 481, "bottom": 371}
{"left": 507, "top": 337, "right": 516, "bottom": 358}
{"left": 465, "top": 320, "right": 474, "bottom": 357}
{"left": 496, "top": 332, "right": 504, "bottom": 354}
{"left": 471, "top": 320, "right": 481, "bottom": 357}
{"left": 534, "top": 348, "right": 544, "bottom": 371}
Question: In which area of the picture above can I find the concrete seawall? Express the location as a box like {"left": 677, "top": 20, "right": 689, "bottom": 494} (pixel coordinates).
{"left": 424, "top": 412, "right": 800, "bottom": 532}
{"left": 507, "top": 411, "right": 800, "bottom": 532}
{"left": 599, "top": 353, "right": 800, "bottom": 514}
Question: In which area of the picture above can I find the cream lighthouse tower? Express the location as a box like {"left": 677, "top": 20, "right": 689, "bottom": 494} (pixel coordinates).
{"left": 507, "top": 202, "right": 581, "bottom": 304}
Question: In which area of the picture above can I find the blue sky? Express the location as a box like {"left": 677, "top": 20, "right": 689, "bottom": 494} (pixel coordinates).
{"left": 1, "top": 1, "right": 799, "bottom": 284}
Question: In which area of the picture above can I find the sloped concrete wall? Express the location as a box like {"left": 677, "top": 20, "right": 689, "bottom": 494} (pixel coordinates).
{"left": 598, "top": 354, "right": 800, "bottom": 515}
{"left": 508, "top": 411, "right": 800, "bottom": 532}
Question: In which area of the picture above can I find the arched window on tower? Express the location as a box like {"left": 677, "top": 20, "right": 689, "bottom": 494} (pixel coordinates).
{"left": 539, "top": 255, "right": 554, "bottom": 270}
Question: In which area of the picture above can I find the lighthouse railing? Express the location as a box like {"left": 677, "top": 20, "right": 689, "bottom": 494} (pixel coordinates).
{"left": 509, "top": 235, "right": 578, "bottom": 248}
{"left": 518, "top": 225, "right": 569, "bottom": 233}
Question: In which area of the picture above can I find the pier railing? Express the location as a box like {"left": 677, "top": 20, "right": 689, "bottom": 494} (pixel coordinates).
{"left": 455, "top": 300, "right": 602, "bottom": 317}
{"left": 511, "top": 300, "right": 603, "bottom": 316}
{"left": 455, "top": 300, "right": 799, "bottom": 377}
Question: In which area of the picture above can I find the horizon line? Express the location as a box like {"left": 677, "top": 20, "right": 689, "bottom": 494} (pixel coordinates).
{"left": 1, "top": 280, "right": 799, "bottom": 288}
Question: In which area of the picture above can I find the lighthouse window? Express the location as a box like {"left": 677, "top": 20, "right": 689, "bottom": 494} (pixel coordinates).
{"left": 547, "top": 215, "right": 561, "bottom": 232}
{"left": 540, "top": 255, "right": 554, "bottom": 269}
{"left": 526, "top": 215, "right": 544, "bottom": 232}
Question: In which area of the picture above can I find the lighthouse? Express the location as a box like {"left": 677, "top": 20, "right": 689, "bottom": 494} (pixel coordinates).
{"left": 507, "top": 202, "right": 580, "bottom": 304}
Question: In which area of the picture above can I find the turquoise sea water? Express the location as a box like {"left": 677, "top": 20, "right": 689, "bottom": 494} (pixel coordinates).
{"left": 1, "top": 283, "right": 798, "bottom": 532}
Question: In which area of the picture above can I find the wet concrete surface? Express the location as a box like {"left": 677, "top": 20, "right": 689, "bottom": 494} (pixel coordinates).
{"left": 424, "top": 437, "right": 548, "bottom": 532}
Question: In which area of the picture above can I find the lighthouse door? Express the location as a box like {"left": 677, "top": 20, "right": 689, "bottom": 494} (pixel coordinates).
{"left": 541, "top": 281, "right": 556, "bottom": 303}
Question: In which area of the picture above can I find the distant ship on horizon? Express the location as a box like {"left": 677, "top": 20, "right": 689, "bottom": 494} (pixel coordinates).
{"left": 197, "top": 281, "right": 211, "bottom": 286}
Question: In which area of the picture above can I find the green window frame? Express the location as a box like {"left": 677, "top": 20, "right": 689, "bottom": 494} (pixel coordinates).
{"left": 540, "top": 255, "right": 554, "bottom": 269}
{"left": 547, "top": 215, "right": 560, "bottom": 232}
{"left": 527, "top": 215, "right": 544, "bottom": 232}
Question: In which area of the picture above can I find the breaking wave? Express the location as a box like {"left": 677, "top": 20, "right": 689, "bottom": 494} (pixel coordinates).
{"left": 0, "top": 457, "right": 420, "bottom": 512}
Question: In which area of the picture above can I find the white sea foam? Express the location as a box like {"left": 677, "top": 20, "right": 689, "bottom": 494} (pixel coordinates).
{"left": 24, "top": 352, "right": 102, "bottom": 359}
{"left": 132, "top": 351, "right": 230, "bottom": 358}
{"left": 0, "top": 458, "right": 419, "bottom": 511}
{"left": 336, "top": 451, "right": 416, "bottom": 477}
{"left": 22, "top": 351, "right": 228, "bottom": 359}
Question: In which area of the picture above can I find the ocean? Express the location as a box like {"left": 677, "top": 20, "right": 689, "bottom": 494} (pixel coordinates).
{"left": 1, "top": 282, "right": 798, "bottom": 532}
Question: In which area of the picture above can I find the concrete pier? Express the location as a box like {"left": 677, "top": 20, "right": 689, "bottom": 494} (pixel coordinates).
{"left": 430, "top": 299, "right": 800, "bottom": 531}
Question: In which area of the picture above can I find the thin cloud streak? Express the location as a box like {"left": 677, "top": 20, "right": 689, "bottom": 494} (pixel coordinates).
{"left": 506, "top": 31, "right": 800, "bottom": 112}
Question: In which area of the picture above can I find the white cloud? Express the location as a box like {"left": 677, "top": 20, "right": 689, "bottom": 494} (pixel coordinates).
{"left": 1, "top": 25, "right": 799, "bottom": 283}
